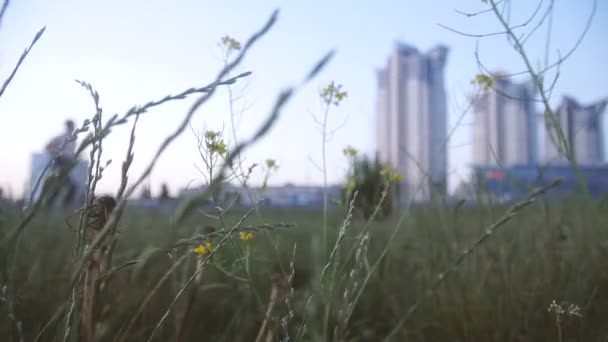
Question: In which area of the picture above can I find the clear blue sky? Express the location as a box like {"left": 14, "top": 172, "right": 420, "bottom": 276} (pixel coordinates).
{"left": 1, "top": 0, "right": 606, "bottom": 198}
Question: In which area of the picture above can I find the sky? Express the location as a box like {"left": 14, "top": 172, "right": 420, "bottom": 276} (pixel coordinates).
{"left": 0, "top": 0, "right": 607, "bottom": 199}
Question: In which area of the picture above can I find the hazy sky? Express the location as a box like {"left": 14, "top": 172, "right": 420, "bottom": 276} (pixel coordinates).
{"left": 1, "top": 0, "right": 607, "bottom": 198}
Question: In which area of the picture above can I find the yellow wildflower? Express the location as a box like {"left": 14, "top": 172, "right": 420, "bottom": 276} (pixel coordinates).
{"left": 472, "top": 73, "right": 494, "bottom": 90}
{"left": 194, "top": 242, "right": 213, "bottom": 255}
{"left": 393, "top": 173, "right": 404, "bottom": 181}
{"left": 343, "top": 146, "right": 358, "bottom": 157}
{"left": 206, "top": 139, "right": 228, "bottom": 155}
{"left": 213, "top": 140, "right": 228, "bottom": 154}
{"left": 265, "top": 159, "right": 278, "bottom": 169}
{"left": 204, "top": 130, "right": 219, "bottom": 139}
{"left": 239, "top": 231, "right": 254, "bottom": 241}
{"left": 334, "top": 89, "right": 348, "bottom": 102}
{"left": 221, "top": 36, "right": 241, "bottom": 50}
{"left": 321, "top": 81, "right": 348, "bottom": 106}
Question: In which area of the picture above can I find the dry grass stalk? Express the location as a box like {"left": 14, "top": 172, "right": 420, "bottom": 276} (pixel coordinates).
{"left": 0, "top": 19, "right": 46, "bottom": 99}
{"left": 280, "top": 243, "right": 297, "bottom": 342}
{"left": 81, "top": 195, "right": 116, "bottom": 342}
{"left": 255, "top": 268, "right": 289, "bottom": 342}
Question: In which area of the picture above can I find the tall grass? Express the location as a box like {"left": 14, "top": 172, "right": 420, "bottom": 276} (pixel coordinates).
{"left": 1, "top": 201, "right": 608, "bottom": 341}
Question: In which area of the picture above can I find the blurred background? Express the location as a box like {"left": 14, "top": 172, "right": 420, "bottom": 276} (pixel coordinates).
{"left": 0, "top": 0, "right": 607, "bottom": 204}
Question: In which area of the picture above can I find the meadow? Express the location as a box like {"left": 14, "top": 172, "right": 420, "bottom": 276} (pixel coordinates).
{"left": 1, "top": 198, "right": 607, "bottom": 341}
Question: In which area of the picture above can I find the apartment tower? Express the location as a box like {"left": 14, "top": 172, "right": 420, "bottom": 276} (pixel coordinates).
{"left": 472, "top": 76, "right": 538, "bottom": 167}
{"left": 544, "top": 96, "right": 607, "bottom": 165}
{"left": 376, "top": 42, "right": 449, "bottom": 204}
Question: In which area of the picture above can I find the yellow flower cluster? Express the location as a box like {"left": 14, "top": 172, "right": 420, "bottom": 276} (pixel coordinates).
{"left": 239, "top": 231, "right": 254, "bottom": 241}
{"left": 194, "top": 242, "right": 213, "bottom": 256}
{"left": 265, "top": 159, "right": 278, "bottom": 170}
{"left": 221, "top": 36, "right": 241, "bottom": 51}
{"left": 205, "top": 130, "right": 228, "bottom": 155}
{"left": 342, "top": 145, "right": 358, "bottom": 157}
{"left": 472, "top": 73, "right": 494, "bottom": 90}
{"left": 321, "top": 81, "right": 348, "bottom": 106}
{"left": 380, "top": 166, "right": 404, "bottom": 182}
{"left": 210, "top": 140, "right": 228, "bottom": 154}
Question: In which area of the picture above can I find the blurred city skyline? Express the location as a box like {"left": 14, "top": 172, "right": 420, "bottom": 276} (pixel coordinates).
{"left": 1, "top": 0, "right": 607, "bottom": 198}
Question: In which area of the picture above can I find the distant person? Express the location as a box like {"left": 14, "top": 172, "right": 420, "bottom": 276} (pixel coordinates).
{"left": 44, "top": 119, "right": 78, "bottom": 207}
{"left": 140, "top": 184, "right": 152, "bottom": 200}
{"left": 46, "top": 119, "right": 77, "bottom": 165}
{"left": 159, "top": 183, "right": 171, "bottom": 201}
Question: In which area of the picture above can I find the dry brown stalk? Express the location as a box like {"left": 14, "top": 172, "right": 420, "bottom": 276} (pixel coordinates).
{"left": 255, "top": 267, "right": 289, "bottom": 342}
{"left": 81, "top": 195, "right": 116, "bottom": 342}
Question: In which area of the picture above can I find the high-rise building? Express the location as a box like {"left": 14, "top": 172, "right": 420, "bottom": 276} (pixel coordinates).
{"left": 26, "top": 152, "right": 88, "bottom": 207}
{"left": 472, "top": 76, "right": 538, "bottom": 167}
{"left": 544, "top": 96, "right": 607, "bottom": 165}
{"left": 375, "top": 42, "right": 449, "bottom": 203}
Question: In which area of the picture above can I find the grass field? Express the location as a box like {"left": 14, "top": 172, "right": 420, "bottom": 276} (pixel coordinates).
{"left": 2, "top": 197, "right": 607, "bottom": 341}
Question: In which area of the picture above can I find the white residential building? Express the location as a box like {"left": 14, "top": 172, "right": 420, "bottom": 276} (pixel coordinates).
{"left": 544, "top": 96, "right": 607, "bottom": 165}
{"left": 26, "top": 152, "right": 88, "bottom": 206}
{"left": 375, "top": 42, "right": 449, "bottom": 203}
{"left": 472, "top": 76, "right": 538, "bottom": 167}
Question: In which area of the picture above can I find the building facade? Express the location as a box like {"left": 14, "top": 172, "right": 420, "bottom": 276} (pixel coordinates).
{"left": 179, "top": 183, "right": 343, "bottom": 209}
{"left": 375, "top": 42, "right": 449, "bottom": 204}
{"left": 472, "top": 164, "right": 608, "bottom": 202}
{"left": 26, "top": 152, "right": 88, "bottom": 206}
{"left": 544, "top": 96, "right": 607, "bottom": 165}
{"left": 472, "top": 76, "right": 538, "bottom": 167}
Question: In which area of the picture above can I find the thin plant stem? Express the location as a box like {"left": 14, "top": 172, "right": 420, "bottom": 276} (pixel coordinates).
{"left": 0, "top": 26, "right": 46, "bottom": 100}
{"left": 487, "top": 0, "right": 595, "bottom": 204}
